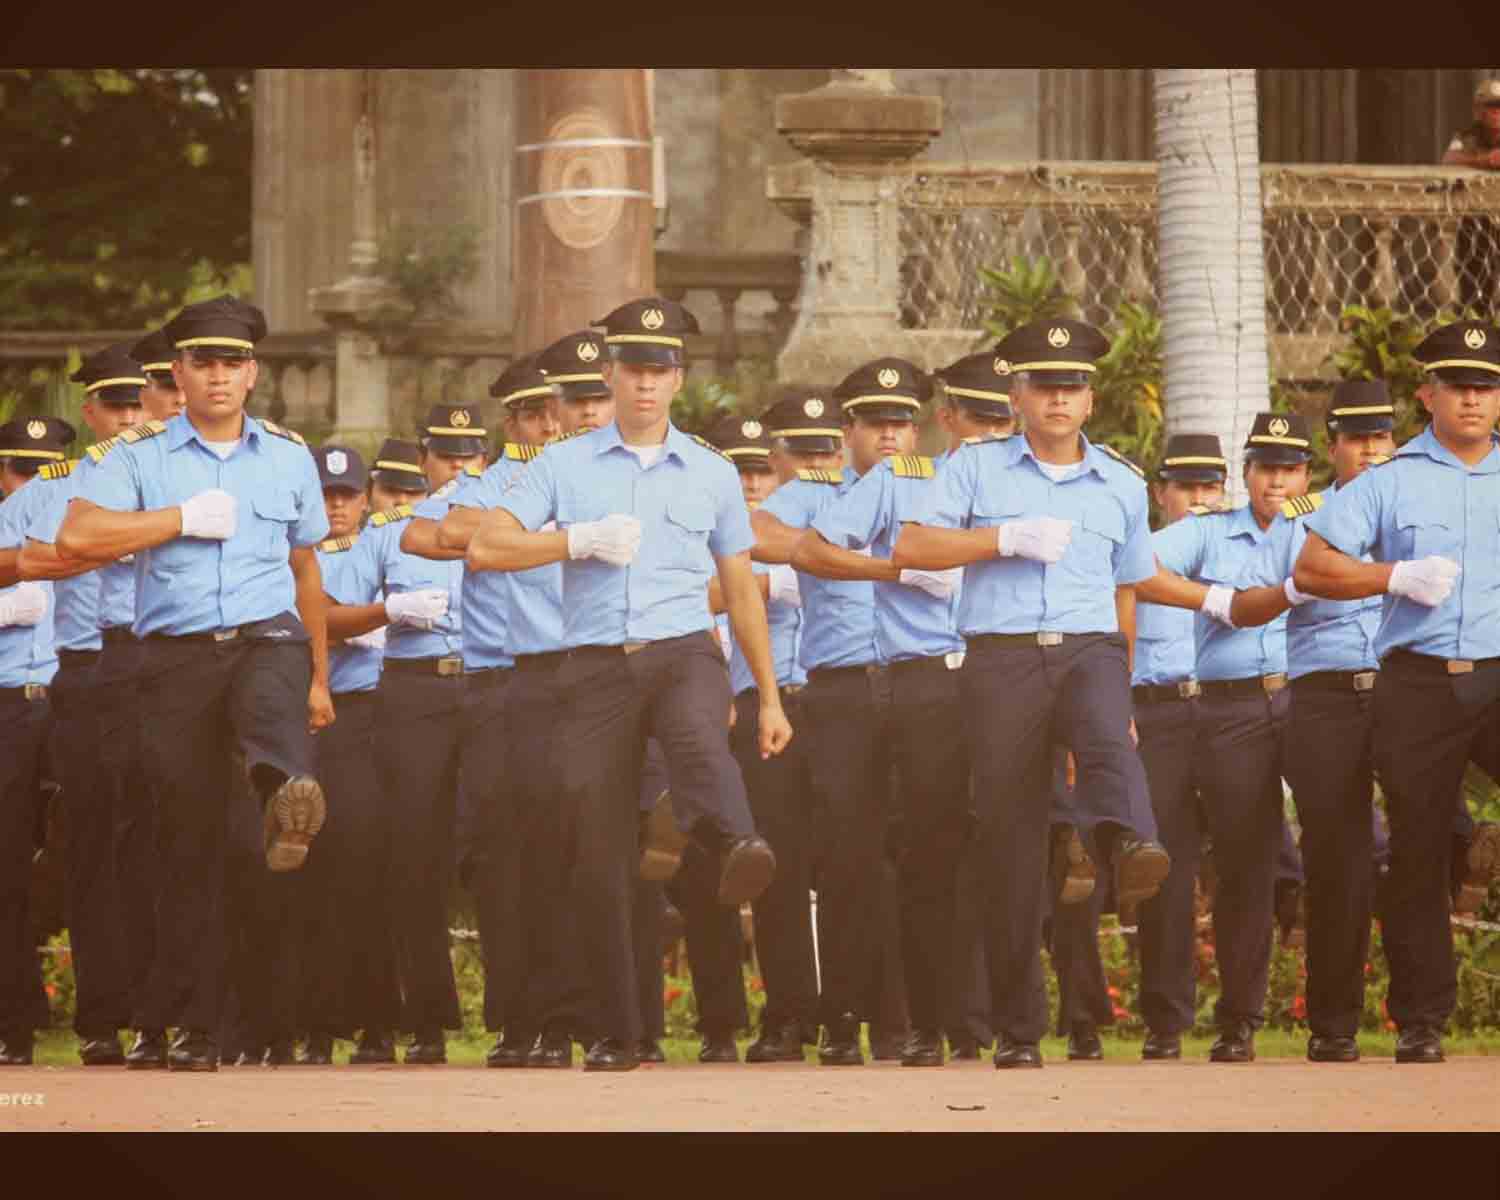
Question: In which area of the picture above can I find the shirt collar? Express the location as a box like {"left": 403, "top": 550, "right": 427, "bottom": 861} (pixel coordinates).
{"left": 1398, "top": 426, "right": 1500, "bottom": 474}
{"left": 594, "top": 420, "right": 689, "bottom": 466}
{"left": 168, "top": 411, "right": 263, "bottom": 454}
{"left": 1227, "top": 502, "right": 1269, "bottom": 542}
{"left": 1013, "top": 431, "right": 1110, "bottom": 481}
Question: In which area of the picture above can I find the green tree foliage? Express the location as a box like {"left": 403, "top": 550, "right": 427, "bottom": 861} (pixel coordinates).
{"left": 0, "top": 69, "right": 252, "bottom": 331}
{"left": 976, "top": 254, "right": 1078, "bottom": 342}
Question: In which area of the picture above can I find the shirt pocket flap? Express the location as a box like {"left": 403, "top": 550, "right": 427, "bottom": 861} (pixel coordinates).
{"left": 666, "top": 495, "right": 715, "bottom": 533}
{"left": 1080, "top": 505, "right": 1125, "bottom": 545}
{"left": 251, "top": 492, "right": 299, "bottom": 523}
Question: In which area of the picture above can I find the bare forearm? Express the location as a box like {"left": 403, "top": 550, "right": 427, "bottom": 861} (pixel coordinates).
{"left": 891, "top": 522, "right": 994, "bottom": 570}
{"left": 467, "top": 516, "right": 568, "bottom": 572}
{"left": 749, "top": 510, "right": 803, "bottom": 565}
{"left": 19, "top": 540, "right": 96, "bottom": 582}
{"left": 57, "top": 501, "right": 181, "bottom": 562}
{"left": 401, "top": 517, "right": 465, "bottom": 561}
{"left": 1230, "top": 583, "right": 1291, "bottom": 628}
{"left": 292, "top": 556, "right": 330, "bottom": 687}
{"left": 0, "top": 548, "right": 19, "bottom": 588}
{"left": 709, "top": 572, "right": 767, "bottom": 615}
{"left": 1134, "top": 562, "right": 1209, "bottom": 610}
{"left": 1292, "top": 536, "right": 1394, "bottom": 600}
{"left": 436, "top": 507, "right": 483, "bottom": 553}
{"left": 791, "top": 530, "right": 900, "bottom": 582}
{"left": 326, "top": 598, "right": 388, "bottom": 640}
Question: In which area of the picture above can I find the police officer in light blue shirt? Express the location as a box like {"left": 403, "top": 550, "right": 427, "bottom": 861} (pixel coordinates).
{"left": 467, "top": 297, "right": 788, "bottom": 1072}
{"left": 894, "top": 317, "right": 1168, "bottom": 1069}
{"left": 1294, "top": 319, "right": 1500, "bottom": 1064}
{"left": 56, "top": 295, "right": 332, "bottom": 1072}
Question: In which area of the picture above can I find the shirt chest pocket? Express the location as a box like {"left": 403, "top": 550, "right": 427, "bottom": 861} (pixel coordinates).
{"left": 1071, "top": 504, "right": 1124, "bottom": 567}
{"left": 970, "top": 495, "right": 1025, "bottom": 530}
{"left": 1395, "top": 498, "right": 1459, "bottom": 561}
{"left": 250, "top": 492, "right": 299, "bottom": 561}
{"left": 662, "top": 494, "right": 715, "bottom": 568}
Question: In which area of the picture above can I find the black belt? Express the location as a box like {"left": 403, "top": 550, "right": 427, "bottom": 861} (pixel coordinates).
{"left": 571, "top": 631, "right": 718, "bottom": 658}
{"left": 967, "top": 632, "right": 1089, "bottom": 649}
{"left": 382, "top": 655, "right": 466, "bottom": 677}
{"left": 465, "top": 664, "right": 512, "bottom": 689}
{"left": 101, "top": 626, "right": 136, "bottom": 646}
{"left": 1198, "top": 673, "right": 1289, "bottom": 699}
{"left": 1292, "top": 669, "right": 1377, "bottom": 693}
{"left": 57, "top": 649, "right": 102, "bottom": 667}
{"left": 1383, "top": 648, "right": 1500, "bottom": 677}
{"left": 146, "top": 618, "right": 290, "bottom": 645}
{"left": 0, "top": 684, "right": 48, "bottom": 702}
{"left": 736, "top": 683, "right": 806, "bottom": 702}
{"left": 514, "top": 651, "right": 567, "bottom": 673}
{"left": 1132, "top": 681, "right": 1201, "bottom": 704}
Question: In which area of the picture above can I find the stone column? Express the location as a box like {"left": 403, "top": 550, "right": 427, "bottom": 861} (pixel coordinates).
{"left": 512, "top": 70, "right": 655, "bottom": 356}
{"left": 771, "top": 71, "right": 941, "bottom": 387}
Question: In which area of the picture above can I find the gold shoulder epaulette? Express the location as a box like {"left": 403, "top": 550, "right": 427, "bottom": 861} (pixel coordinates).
{"left": 39, "top": 459, "right": 78, "bottom": 481}
{"left": 1369, "top": 453, "right": 1394, "bottom": 467}
{"left": 368, "top": 504, "right": 414, "bottom": 528}
{"left": 118, "top": 420, "right": 168, "bottom": 446}
{"left": 86, "top": 436, "right": 121, "bottom": 464}
{"left": 962, "top": 433, "right": 1012, "bottom": 446}
{"left": 1186, "top": 504, "right": 1216, "bottom": 517}
{"left": 464, "top": 463, "right": 483, "bottom": 476}
{"left": 318, "top": 534, "right": 357, "bottom": 553}
{"left": 689, "top": 433, "right": 732, "bottom": 463}
{"left": 1097, "top": 442, "right": 1145, "bottom": 479}
{"left": 1280, "top": 493, "right": 1325, "bottom": 520}
{"left": 260, "top": 419, "right": 307, "bottom": 446}
{"left": 890, "top": 454, "right": 934, "bottom": 480}
{"left": 550, "top": 429, "right": 584, "bottom": 444}
{"left": 797, "top": 468, "right": 842, "bottom": 485}
{"left": 504, "top": 442, "right": 542, "bottom": 462}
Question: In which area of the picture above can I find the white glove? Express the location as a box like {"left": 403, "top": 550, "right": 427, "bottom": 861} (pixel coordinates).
{"left": 385, "top": 588, "right": 449, "bottom": 630}
{"left": 1388, "top": 556, "right": 1461, "bottom": 607}
{"left": 0, "top": 581, "right": 49, "bottom": 628}
{"left": 899, "top": 566, "right": 963, "bottom": 600}
{"left": 1283, "top": 577, "right": 1313, "bottom": 607}
{"left": 567, "top": 514, "right": 642, "bottom": 566}
{"left": 1200, "top": 583, "right": 1236, "bottom": 627}
{"left": 345, "top": 625, "right": 388, "bottom": 651}
{"left": 995, "top": 517, "right": 1073, "bottom": 564}
{"left": 178, "top": 488, "right": 237, "bottom": 540}
{"left": 768, "top": 564, "right": 802, "bottom": 608}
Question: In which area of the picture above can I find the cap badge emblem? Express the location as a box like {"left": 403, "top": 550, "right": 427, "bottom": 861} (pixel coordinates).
{"left": 804, "top": 398, "right": 825, "bottom": 418}
{"left": 1047, "top": 326, "right": 1071, "bottom": 348}
{"left": 1464, "top": 328, "right": 1487, "bottom": 350}
{"left": 877, "top": 367, "right": 900, "bottom": 389}
{"left": 993, "top": 357, "right": 1011, "bottom": 376}
{"left": 641, "top": 308, "right": 665, "bottom": 331}
{"left": 451, "top": 409, "right": 472, "bottom": 428}
{"left": 741, "top": 420, "right": 763, "bottom": 439}
{"left": 576, "top": 341, "right": 600, "bottom": 362}
{"left": 1268, "top": 416, "right": 1290, "bottom": 438}
{"left": 26, "top": 420, "right": 46, "bottom": 440}
{"left": 326, "top": 450, "right": 348, "bottom": 476}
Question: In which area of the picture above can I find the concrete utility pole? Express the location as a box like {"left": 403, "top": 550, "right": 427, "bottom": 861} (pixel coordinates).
{"left": 513, "top": 70, "right": 656, "bottom": 356}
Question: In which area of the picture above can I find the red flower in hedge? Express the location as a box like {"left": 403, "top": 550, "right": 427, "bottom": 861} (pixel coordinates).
{"left": 44, "top": 984, "right": 56, "bottom": 999}
{"left": 664, "top": 987, "right": 684, "bottom": 1005}
{"left": 1107, "top": 986, "right": 1121, "bottom": 1000}
{"left": 1290, "top": 996, "right": 1307, "bottom": 1019}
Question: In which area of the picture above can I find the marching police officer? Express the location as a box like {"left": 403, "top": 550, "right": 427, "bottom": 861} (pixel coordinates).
{"left": 131, "top": 328, "right": 187, "bottom": 421}
{"left": 1293, "top": 319, "right": 1500, "bottom": 1064}
{"left": 1, "top": 415, "right": 75, "bottom": 500}
{"left": 893, "top": 318, "right": 1169, "bottom": 1069}
{"left": 1136, "top": 410, "right": 1312, "bottom": 1063}
{"left": 467, "top": 296, "right": 787, "bottom": 1072}
{"left": 368, "top": 438, "right": 432, "bottom": 511}
{"left": 57, "top": 295, "right": 333, "bottom": 1072}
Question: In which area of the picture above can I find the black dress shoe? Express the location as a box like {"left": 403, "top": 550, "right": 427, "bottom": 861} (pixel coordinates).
{"left": 79, "top": 1036, "right": 126, "bottom": 1066}
{"left": 263, "top": 774, "right": 327, "bottom": 872}
{"left": 636, "top": 1038, "right": 666, "bottom": 1063}
{"left": 584, "top": 1039, "right": 640, "bottom": 1072}
{"left": 698, "top": 1034, "right": 740, "bottom": 1063}
{"left": 640, "top": 789, "right": 688, "bottom": 882}
{"left": 818, "top": 1017, "right": 864, "bottom": 1066}
{"left": 716, "top": 835, "right": 777, "bottom": 906}
{"left": 526, "top": 1033, "right": 574, "bottom": 1069}
{"left": 349, "top": 1033, "right": 396, "bottom": 1065}
{"left": 1142, "top": 1031, "right": 1182, "bottom": 1060}
{"left": 124, "top": 1029, "right": 168, "bottom": 1070}
{"left": 947, "top": 1037, "right": 983, "bottom": 1061}
{"left": 868, "top": 1027, "right": 907, "bottom": 1061}
{"left": 168, "top": 1031, "right": 220, "bottom": 1072}
{"left": 263, "top": 1039, "right": 295, "bottom": 1066}
{"left": 993, "top": 1035, "right": 1043, "bottom": 1069}
{"left": 298, "top": 1033, "right": 334, "bottom": 1065}
{"left": 1067, "top": 1025, "right": 1104, "bottom": 1061}
{"left": 1307, "top": 1034, "right": 1359, "bottom": 1063}
{"left": 1115, "top": 837, "right": 1172, "bottom": 909}
{"left": 405, "top": 1034, "right": 447, "bottom": 1065}
{"left": 1394, "top": 1026, "right": 1445, "bottom": 1064}
{"left": 231, "top": 1048, "right": 264, "bottom": 1067}
{"left": 0, "top": 1035, "right": 34, "bottom": 1066}
{"left": 1209, "top": 1021, "right": 1255, "bottom": 1063}
{"left": 486, "top": 1035, "right": 532, "bottom": 1068}
{"left": 745, "top": 1022, "right": 806, "bottom": 1063}
{"left": 1050, "top": 824, "right": 1096, "bottom": 906}
{"left": 900, "top": 1029, "right": 945, "bottom": 1067}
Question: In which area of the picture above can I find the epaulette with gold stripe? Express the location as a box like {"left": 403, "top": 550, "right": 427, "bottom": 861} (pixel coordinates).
{"left": 503, "top": 442, "right": 542, "bottom": 462}
{"left": 465, "top": 464, "right": 483, "bottom": 477}
{"left": 86, "top": 436, "right": 122, "bottom": 464}
{"left": 796, "top": 468, "right": 842, "bottom": 485}
{"left": 317, "top": 534, "right": 358, "bottom": 553}
{"left": 550, "top": 429, "right": 585, "bottom": 444}
{"left": 118, "top": 420, "right": 167, "bottom": 446}
{"left": 39, "top": 459, "right": 78, "bottom": 481}
{"left": 689, "top": 433, "right": 732, "bottom": 463}
{"left": 1186, "top": 503, "right": 1230, "bottom": 517}
{"left": 1280, "top": 493, "right": 1324, "bottom": 520}
{"left": 1097, "top": 442, "right": 1146, "bottom": 479}
{"left": 962, "top": 433, "right": 1012, "bottom": 446}
{"left": 259, "top": 419, "right": 307, "bottom": 446}
{"left": 368, "top": 504, "right": 414, "bottom": 528}
{"left": 890, "top": 454, "right": 934, "bottom": 480}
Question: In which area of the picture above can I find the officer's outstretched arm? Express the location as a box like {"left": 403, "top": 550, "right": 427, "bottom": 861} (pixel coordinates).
{"left": 890, "top": 521, "right": 996, "bottom": 570}
{"left": 1230, "top": 583, "right": 1292, "bottom": 628}
{"left": 400, "top": 517, "right": 465, "bottom": 562}
{"left": 325, "top": 595, "right": 389, "bottom": 640}
{"left": 290, "top": 546, "right": 334, "bottom": 731}
{"left": 717, "top": 550, "right": 792, "bottom": 758}
{"left": 18, "top": 538, "right": 98, "bottom": 582}
{"left": 434, "top": 506, "right": 484, "bottom": 554}
{"left": 790, "top": 529, "right": 901, "bottom": 582}
{"left": 749, "top": 509, "right": 803, "bottom": 565}
{"left": 467, "top": 509, "right": 569, "bottom": 572}
{"left": 56, "top": 498, "right": 183, "bottom": 563}
{"left": 1292, "top": 531, "right": 1394, "bottom": 600}
{"left": 1133, "top": 560, "right": 1210, "bottom": 611}
{"left": 707, "top": 572, "right": 768, "bottom": 615}
{"left": 0, "top": 547, "right": 21, "bottom": 588}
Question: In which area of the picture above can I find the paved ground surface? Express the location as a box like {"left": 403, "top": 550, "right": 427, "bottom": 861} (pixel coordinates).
{"left": 4, "top": 1057, "right": 1496, "bottom": 1131}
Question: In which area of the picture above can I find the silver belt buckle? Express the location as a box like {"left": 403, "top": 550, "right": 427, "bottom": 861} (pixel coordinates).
{"left": 213, "top": 626, "right": 240, "bottom": 643}
{"left": 1352, "top": 670, "right": 1377, "bottom": 692}
{"left": 23, "top": 683, "right": 48, "bottom": 701}
{"left": 1036, "top": 632, "right": 1064, "bottom": 647}
{"left": 1262, "top": 673, "right": 1288, "bottom": 694}
{"left": 1177, "top": 680, "right": 1201, "bottom": 699}
{"left": 623, "top": 641, "right": 648, "bottom": 656}
{"left": 944, "top": 650, "right": 966, "bottom": 671}
{"left": 781, "top": 683, "right": 805, "bottom": 697}
{"left": 1446, "top": 659, "right": 1475, "bottom": 675}
{"left": 436, "top": 655, "right": 465, "bottom": 677}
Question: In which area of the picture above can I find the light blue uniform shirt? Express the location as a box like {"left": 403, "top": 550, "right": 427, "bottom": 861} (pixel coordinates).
{"left": 411, "top": 471, "right": 510, "bottom": 671}
{"left": 0, "top": 485, "right": 57, "bottom": 686}
{"left": 32, "top": 453, "right": 137, "bottom": 633}
{"left": 728, "top": 560, "right": 805, "bottom": 695}
{"left": 916, "top": 434, "right": 1156, "bottom": 636}
{"left": 1152, "top": 504, "right": 1287, "bottom": 681}
{"left": 14, "top": 466, "right": 101, "bottom": 653}
{"left": 810, "top": 455, "right": 962, "bottom": 663}
{"left": 1306, "top": 427, "right": 1500, "bottom": 662}
{"left": 329, "top": 506, "right": 464, "bottom": 662}
{"left": 316, "top": 537, "right": 382, "bottom": 694}
{"left": 76, "top": 414, "right": 328, "bottom": 636}
{"left": 759, "top": 470, "right": 880, "bottom": 671}
{"left": 1238, "top": 489, "right": 1380, "bottom": 678}
{"left": 1132, "top": 600, "right": 1197, "bottom": 686}
{"left": 498, "top": 422, "right": 752, "bottom": 648}
{"left": 451, "top": 452, "right": 565, "bottom": 657}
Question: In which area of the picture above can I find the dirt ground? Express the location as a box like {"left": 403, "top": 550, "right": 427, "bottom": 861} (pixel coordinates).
{"left": 5, "top": 1056, "right": 1496, "bottom": 1132}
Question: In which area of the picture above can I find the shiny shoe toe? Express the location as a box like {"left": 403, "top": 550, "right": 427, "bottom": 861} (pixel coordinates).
{"left": 584, "top": 1039, "right": 641, "bottom": 1072}
{"left": 1306, "top": 1035, "right": 1359, "bottom": 1063}
{"left": 993, "top": 1035, "right": 1043, "bottom": 1069}
{"left": 1394, "top": 1026, "right": 1445, "bottom": 1064}
{"left": 900, "top": 1030, "right": 945, "bottom": 1067}
{"left": 1209, "top": 1022, "right": 1255, "bottom": 1063}
{"left": 698, "top": 1035, "right": 740, "bottom": 1064}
